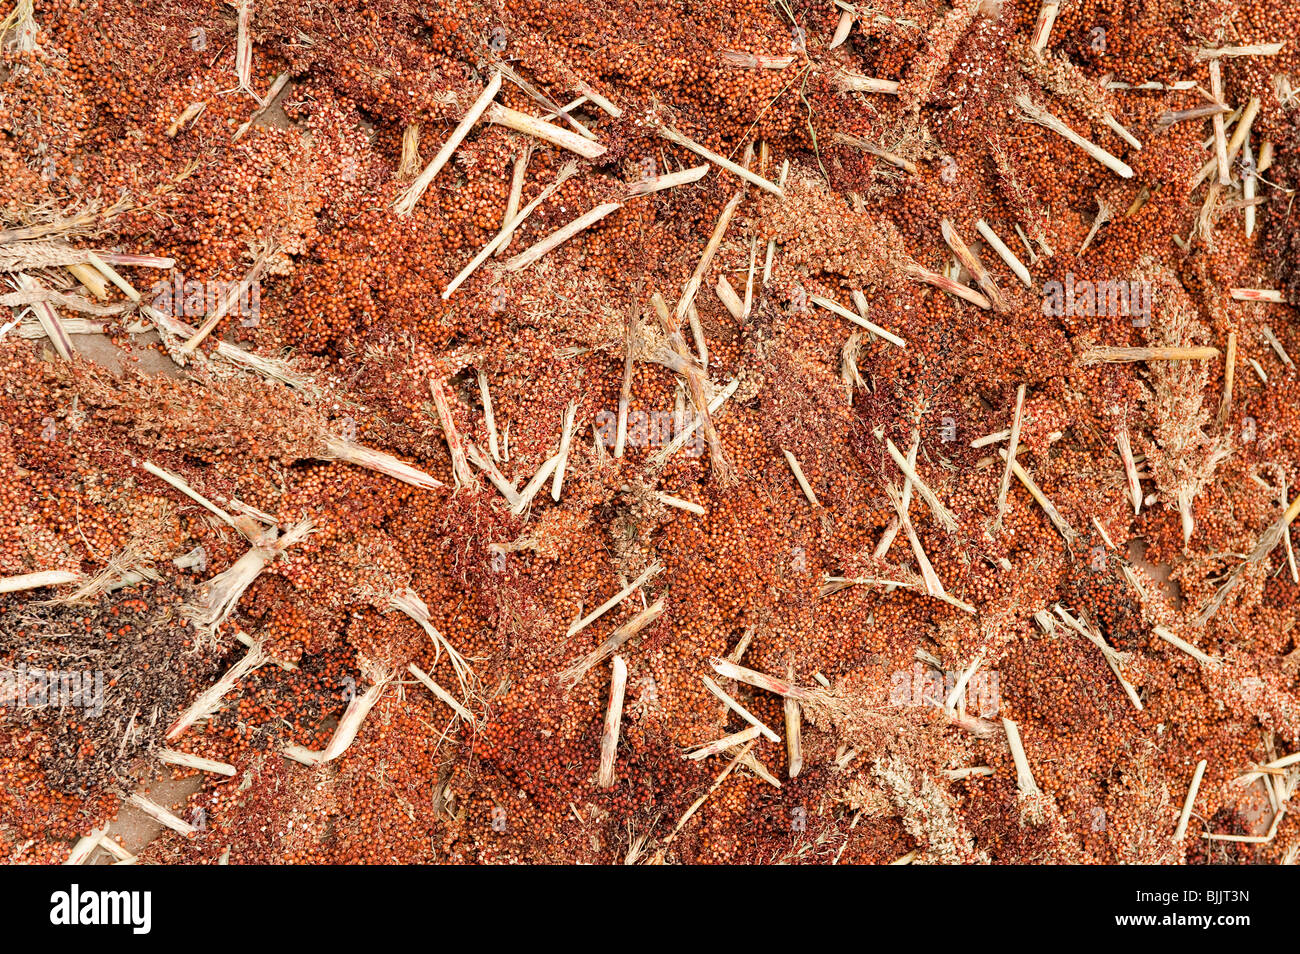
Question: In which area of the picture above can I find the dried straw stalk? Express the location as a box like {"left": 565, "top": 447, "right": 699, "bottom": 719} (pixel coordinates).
{"left": 393, "top": 72, "right": 503, "bottom": 216}
{"left": 486, "top": 103, "right": 607, "bottom": 159}
{"left": 1015, "top": 94, "right": 1134, "bottom": 178}
{"left": 995, "top": 384, "right": 1026, "bottom": 524}
{"left": 560, "top": 598, "right": 665, "bottom": 686}
{"left": 283, "top": 676, "right": 392, "bottom": 766}
{"left": 975, "top": 219, "right": 1032, "bottom": 287}
{"left": 444, "top": 161, "right": 578, "bottom": 297}
{"left": 658, "top": 125, "right": 784, "bottom": 195}
{"left": 627, "top": 164, "right": 709, "bottom": 197}
{"left": 941, "top": 218, "right": 1007, "bottom": 311}
{"left": 167, "top": 640, "right": 270, "bottom": 740}
{"left": 1081, "top": 345, "right": 1220, "bottom": 363}
{"left": 701, "top": 675, "right": 780, "bottom": 742}
{"left": 504, "top": 202, "right": 622, "bottom": 272}
{"left": 597, "top": 656, "right": 628, "bottom": 787}
{"left": 429, "top": 378, "right": 477, "bottom": 491}
{"left": 568, "top": 563, "right": 663, "bottom": 637}
{"left": 127, "top": 793, "right": 197, "bottom": 837}
{"left": 1174, "top": 759, "right": 1208, "bottom": 840}
{"left": 812, "top": 293, "right": 906, "bottom": 348}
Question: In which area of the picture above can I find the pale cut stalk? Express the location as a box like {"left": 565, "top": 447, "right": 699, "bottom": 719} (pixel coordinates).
{"left": 165, "top": 101, "right": 205, "bottom": 138}
{"left": 715, "top": 274, "right": 743, "bottom": 319}
{"left": 1031, "top": 1, "right": 1060, "bottom": 53}
{"left": 65, "top": 262, "right": 108, "bottom": 298}
{"left": 511, "top": 454, "right": 560, "bottom": 515}
{"left": 719, "top": 50, "right": 797, "bottom": 69}
{"left": 736, "top": 749, "right": 782, "bottom": 788}
{"left": 283, "top": 676, "right": 391, "bottom": 766}
{"left": 478, "top": 370, "right": 501, "bottom": 460}
{"left": 467, "top": 441, "right": 522, "bottom": 509}
{"left": 658, "top": 125, "right": 784, "bottom": 196}
{"left": 885, "top": 438, "right": 957, "bottom": 531}
{"left": 832, "top": 132, "right": 918, "bottom": 175}
{"left": 742, "top": 237, "right": 758, "bottom": 320}
{"left": 167, "top": 641, "right": 270, "bottom": 740}
{"left": 192, "top": 519, "right": 313, "bottom": 631}
{"left": 700, "top": 675, "right": 780, "bottom": 742}
{"left": 830, "top": 10, "right": 854, "bottom": 49}
{"left": 975, "top": 219, "right": 1032, "bottom": 287}
{"left": 567, "top": 563, "right": 663, "bottom": 637}
{"left": 408, "top": 662, "right": 475, "bottom": 724}
{"left": 142, "top": 460, "right": 241, "bottom": 532}
{"left": 538, "top": 95, "right": 596, "bottom": 138}
{"left": 233, "top": 72, "right": 291, "bottom": 142}
{"left": 85, "top": 251, "right": 140, "bottom": 302}
{"left": 551, "top": 401, "right": 578, "bottom": 500}
{"left": 625, "top": 164, "right": 709, "bottom": 197}
{"left": 1001, "top": 717, "right": 1043, "bottom": 799}
{"left": 98, "top": 252, "right": 175, "bottom": 269}
{"left": 1153, "top": 625, "right": 1219, "bottom": 666}
{"left": 575, "top": 79, "right": 621, "bottom": 117}
{"left": 559, "top": 598, "right": 665, "bottom": 686}
{"left": 1157, "top": 103, "right": 1230, "bottom": 126}
{"left": 128, "top": 793, "right": 197, "bottom": 837}
{"left": 1261, "top": 326, "right": 1293, "bottom": 369}
{"left": 1192, "top": 96, "right": 1260, "bottom": 188}
{"left": 1174, "top": 760, "right": 1208, "bottom": 840}
{"left": 1258, "top": 140, "right": 1275, "bottom": 173}
{"left": 0, "top": 570, "right": 80, "bottom": 593}
{"left": 647, "top": 377, "right": 739, "bottom": 467}
{"left": 708, "top": 657, "right": 823, "bottom": 704}
{"left": 443, "top": 161, "right": 578, "bottom": 297}
{"left": 144, "top": 305, "right": 310, "bottom": 389}
{"left": 15, "top": 273, "right": 74, "bottom": 359}
{"left": 495, "top": 147, "right": 529, "bottom": 255}
{"left": 1015, "top": 94, "right": 1134, "bottom": 178}
{"left": 784, "top": 662, "right": 802, "bottom": 778}
{"left": 677, "top": 191, "right": 743, "bottom": 324}
{"left": 157, "top": 749, "right": 236, "bottom": 776}
{"left": 615, "top": 334, "right": 633, "bottom": 458}
{"left": 998, "top": 449, "right": 1079, "bottom": 546}
{"left": 486, "top": 103, "right": 606, "bottom": 159}
{"left": 504, "top": 202, "right": 622, "bottom": 272}
{"left": 1116, "top": 427, "right": 1143, "bottom": 515}
{"left": 873, "top": 432, "right": 918, "bottom": 559}
{"left": 993, "top": 387, "right": 1024, "bottom": 527}
{"left": 811, "top": 293, "right": 906, "bottom": 348}
{"left": 1103, "top": 113, "right": 1142, "bottom": 151}
{"left": 941, "top": 218, "right": 1006, "bottom": 311}
{"left": 597, "top": 656, "right": 628, "bottom": 787}
{"left": 656, "top": 492, "right": 705, "bottom": 515}
{"left": 324, "top": 437, "right": 444, "bottom": 490}
{"left": 96, "top": 836, "right": 135, "bottom": 863}
{"left": 394, "top": 72, "right": 502, "bottom": 216}
{"left": 1054, "top": 605, "right": 1143, "bottom": 709}
{"left": 389, "top": 588, "right": 476, "bottom": 693}
{"left": 782, "top": 449, "right": 822, "bottom": 511}
{"left": 178, "top": 246, "right": 274, "bottom": 354}
{"left": 687, "top": 302, "right": 708, "bottom": 365}
{"left": 763, "top": 160, "right": 791, "bottom": 284}
{"left": 1197, "top": 43, "right": 1285, "bottom": 59}
{"left": 4, "top": 288, "right": 123, "bottom": 317}
{"left": 1082, "top": 345, "right": 1219, "bottom": 363}
{"left": 904, "top": 263, "right": 992, "bottom": 309}
{"left": 686, "top": 724, "right": 764, "bottom": 760}
{"left": 944, "top": 655, "right": 983, "bottom": 712}
{"left": 429, "top": 378, "right": 477, "bottom": 491}
{"left": 1210, "top": 61, "right": 1230, "bottom": 186}
{"left": 835, "top": 70, "right": 900, "bottom": 94}
{"left": 65, "top": 828, "right": 106, "bottom": 865}
{"left": 1230, "top": 288, "right": 1284, "bottom": 302}
{"left": 944, "top": 766, "right": 994, "bottom": 779}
